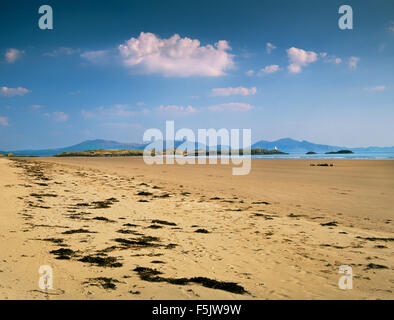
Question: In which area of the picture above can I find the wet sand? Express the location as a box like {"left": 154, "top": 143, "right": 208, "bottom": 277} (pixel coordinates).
{"left": 0, "top": 157, "right": 393, "bottom": 299}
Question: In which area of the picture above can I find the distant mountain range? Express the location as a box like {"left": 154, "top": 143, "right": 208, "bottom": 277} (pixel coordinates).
{"left": 2, "top": 138, "right": 394, "bottom": 156}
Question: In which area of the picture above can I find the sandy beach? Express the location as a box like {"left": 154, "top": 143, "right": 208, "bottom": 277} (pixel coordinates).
{"left": 0, "top": 157, "right": 393, "bottom": 299}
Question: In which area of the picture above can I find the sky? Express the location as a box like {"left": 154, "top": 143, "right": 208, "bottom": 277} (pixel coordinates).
{"left": 0, "top": 0, "right": 393, "bottom": 150}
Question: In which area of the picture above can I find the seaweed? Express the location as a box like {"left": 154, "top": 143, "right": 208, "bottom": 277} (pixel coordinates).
{"left": 78, "top": 255, "right": 122, "bottom": 267}
{"left": 133, "top": 267, "right": 247, "bottom": 294}
{"left": 151, "top": 219, "right": 177, "bottom": 226}
{"left": 320, "top": 221, "right": 338, "bottom": 227}
{"left": 85, "top": 277, "right": 120, "bottom": 290}
{"left": 195, "top": 229, "right": 209, "bottom": 234}
{"left": 62, "top": 228, "right": 96, "bottom": 234}
{"left": 136, "top": 191, "right": 153, "bottom": 196}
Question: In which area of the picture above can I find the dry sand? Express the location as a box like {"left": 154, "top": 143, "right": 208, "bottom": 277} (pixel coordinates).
{"left": 0, "top": 157, "right": 393, "bottom": 299}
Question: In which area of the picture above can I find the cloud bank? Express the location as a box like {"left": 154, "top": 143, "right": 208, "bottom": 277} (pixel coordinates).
{"left": 0, "top": 116, "right": 8, "bottom": 126}
{"left": 118, "top": 32, "right": 234, "bottom": 77}
{"left": 208, "top": 102, "right": 254, "bottom": 112}
{"left": 287, "top": 47, "right": 318, "bottom": 73}
{"left": 5, "top": 48, "right": 23, "bottom": 63}
{"left": 1, "top": 86, "right": 31, "bottom": 97}
{"left": 210, "top": 86, "right": 256, "bottom": 96}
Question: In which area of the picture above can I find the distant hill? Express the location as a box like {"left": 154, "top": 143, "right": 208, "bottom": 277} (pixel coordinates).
{"left": 8, "top": 139, "right": 208, "bottom": 156}
{"left": 8, "top": 139, "right": 146, "bottom": 157}
{"left": 5, "top": 138, "right": 394, "bottom": 156}
{"left": 251, "top": 138, "right": 344, "bottom": 153}
{"left": 252, "top": 138, "right": 394, "bottom": 153}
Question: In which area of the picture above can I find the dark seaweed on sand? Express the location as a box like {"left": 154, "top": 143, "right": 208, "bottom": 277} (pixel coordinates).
{"left": 50, "top": 248, "right": 77, "bottom": 260}
{"left": 136, "top": 191, "right": 153, "bottom": 196}
{"left": 365, "top": 263, "right": 388, "bottom": 270}
{"left": 85, "top": 277, "right": 120, "bottom": 290}
{"left": 151, "top": 219, "right": 177, "bottom": 226}
{"left": 320, "top": 221, "right": 338, "bottom": 227}
{"left": 92, "top": 216, "right": 115, "bottom": 222}
{"left": 133, "top": 267, "right": 247, "bottom": 295}
{"left": 78, "top": 255, "right": 122, "bottom": 267}
{"left": 195, "top": 228, "right": 209, "bottom": 233}
{"left": 62, "top": 228, "right": 96, "bottom": 234}
{"left": 356, "top": 236, "right": 394, "bottom": 242}
{"left": 114, "top": 236, "right": 161, "bottom": 248}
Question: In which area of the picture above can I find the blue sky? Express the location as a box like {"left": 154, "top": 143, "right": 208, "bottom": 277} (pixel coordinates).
{"left": 0, "top": 0, "right": 393, "bottom": 150}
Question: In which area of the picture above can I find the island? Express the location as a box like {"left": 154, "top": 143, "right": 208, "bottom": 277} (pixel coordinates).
{"left": 55, "top": 148, "right": 288, "bottom": 157}
{"left": 306, "top": 151, "right": 317, "bottom": 155}
{"left": 325, "top": 150, "right": 354, "bottom": 154}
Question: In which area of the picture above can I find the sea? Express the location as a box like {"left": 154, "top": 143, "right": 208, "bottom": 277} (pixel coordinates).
{"left": 177, "top": 151, "right": 394, "bottom": 160}
{"left": 251, "top": 151, "right": 394, "bottom": 160}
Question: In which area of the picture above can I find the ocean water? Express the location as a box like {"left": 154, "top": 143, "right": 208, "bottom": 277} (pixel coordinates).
{"left": 164, "top": 151, "right": 394, "bottom": 160}
{"left": 251, "top": 151, "right": 394, "bottom": 160}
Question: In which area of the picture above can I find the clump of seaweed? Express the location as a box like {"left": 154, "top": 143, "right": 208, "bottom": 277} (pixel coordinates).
{"left": 42, "top": 238, "right": 64, "bottom": 244}
{"left": 195, "top": 229, "right": 209, "bottom": 234}
{"left": 84, "top": 277, "right": 120, "bottom": 290}
{"left": 147, "top": 225, "right": 163, "bottom": 229}
{"left": 356, "top": 236, "right": 394, "bottom": 242}
{"left": 50, "top": 248, "right": 77, "bottom": 260}
{"left": 151, "top": 219, "right": 177, "bottom": 226}
{"left": 113, "top": 236, "right": 161, "bottom": 249}
{"left": 133, "top": 267, "right": 247, "bottom": 294}
{"left": 136, "top": 191, "right": 153, "bottom": 196}
{"left": 78, "top": 255, "right": 122, "bottom": 267}
{"left": 320, "top": 221, "right": 338, "bottom": 227}
{"left": 365, "top": 263, "right": 388, "bottom": 270}
{"left": 92, "top": 216, "right": 115, "bottom": 222}
{"left": 62, "top": 228, "right": 96, "bottom": 235}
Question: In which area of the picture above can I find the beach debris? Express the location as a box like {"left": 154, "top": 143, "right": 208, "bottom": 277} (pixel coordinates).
{"left": 133, "top": 267, "right": 247, "bottom": 294}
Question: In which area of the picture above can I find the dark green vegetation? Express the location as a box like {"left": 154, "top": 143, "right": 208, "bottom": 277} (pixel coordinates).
{"left": 306, "top": 151, "right": 317, "bottom": 154}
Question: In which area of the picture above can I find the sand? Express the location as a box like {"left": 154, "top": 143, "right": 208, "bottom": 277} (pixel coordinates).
{"left": 0, "top": 157, "right": 393, "bottom": 299}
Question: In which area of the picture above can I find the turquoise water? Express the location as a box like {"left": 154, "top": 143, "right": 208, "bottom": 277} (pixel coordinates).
{"left": 251, "top": 151, "right": 394, "bottom": 160}
{"left": 171, "top": 151, "right": 394, "bottom": 160}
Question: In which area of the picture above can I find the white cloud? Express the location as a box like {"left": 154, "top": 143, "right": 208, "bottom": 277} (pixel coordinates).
{"left": 287, "top": 47, "right": 318, "bottom": 73}
{"left": 5, "top": 48, "right": 24, "bottom": 63}
{"left": 44, "top": 47, "right": 80, "bottom": 57}
{"left": 349, "top": 56, "right": 360, "bottom": 68}
{"left": 158, "top": 105, "right": 197, "bottom": 114}
{"left": 52, "top": 112, "right": 69, "bottom": 122}
{"left": 44, "top": 112, "right": 69, "bottom": 122}
{"left": 102, "top": 122, "right": 143, "bottom": 129}
{"left": 81, "top": 50, "right": 109, "bottom": 64}
{"left": 266, "top": 42, "right": 276, "bottom": 54}
{"left": 322, "top": 54, "right": 342, "bottom": 64}
{"left": 68, "top": 90, "right": 81, "bottom": 96}
{"left": 0, "top": 116, "right": 8, "bottom": 126}
{"left": 31, "top": 105, "right": 43, "bottom": 110}
{"left": 210, "top": 86, "right": 256, "bottom": 96}
{"left": 245, "top": 70, "right": 254, "bottom": 76}
{"left": 81, "top": 104, "right": 145, "bottom": 119}
{"left": 258, "top": 64, "right": 280, "bottom": 75}
{"left": 208, "top": 102, "right": 254, "bottom": 112}
{"left": 1, "top": 86, "right": 31, "bottom": 97}
{"left": 118, "top": 32, "right": 234, "bottom": 77}
{"left": 364, "top": 85, "right": 386, "bottom": 92}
